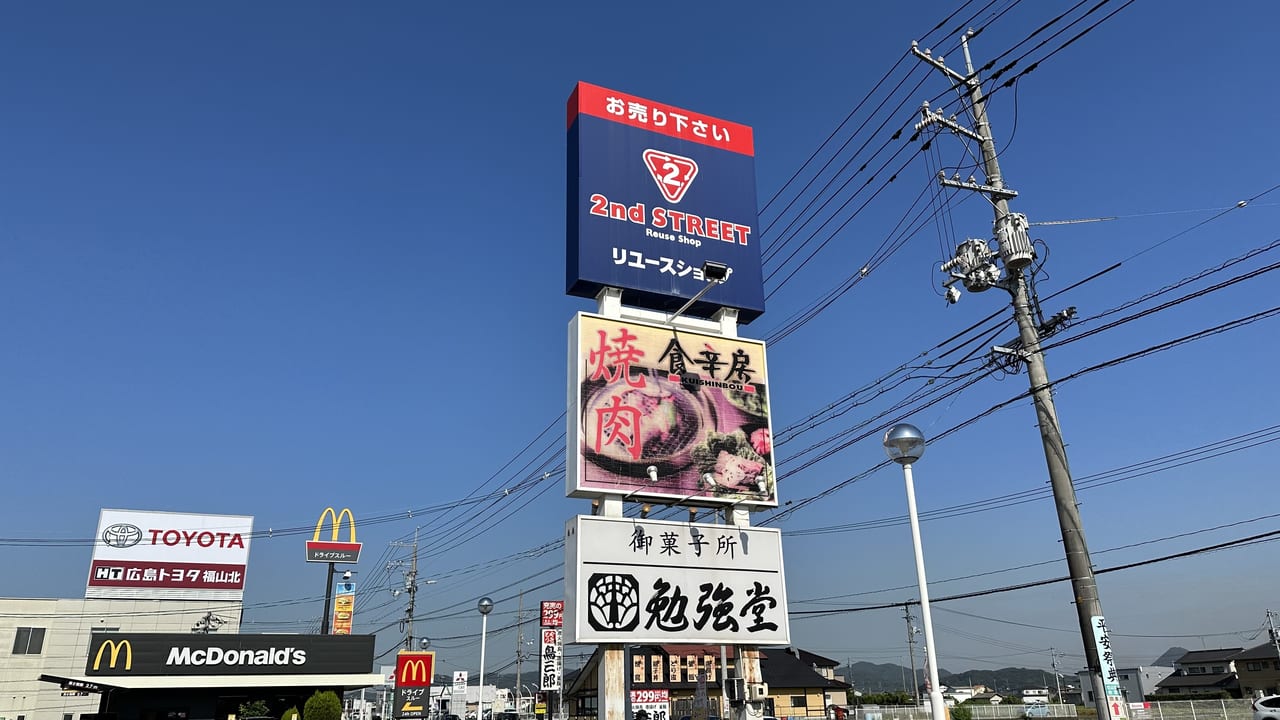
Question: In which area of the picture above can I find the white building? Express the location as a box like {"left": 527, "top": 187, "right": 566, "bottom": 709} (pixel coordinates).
{"left": 0, "top": 596, "right": 242, "bottom": 720}
{"left": 1022, "top": 688, "right": 1050, "bottom": 704}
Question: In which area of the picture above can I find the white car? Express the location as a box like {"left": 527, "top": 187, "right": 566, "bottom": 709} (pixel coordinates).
{"left": 1253, "top": 695, "right": 1280, "bottom": 720}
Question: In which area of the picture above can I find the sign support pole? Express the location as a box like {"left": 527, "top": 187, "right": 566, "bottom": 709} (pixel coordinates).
{"left": 321, "top": 561, "right": 335, "bottom": 635}
{"left": 595, "top": 491, "right": 626, "bottom": 720}
{"left": 728, "top": 506, "right": 763, "bottom": 720}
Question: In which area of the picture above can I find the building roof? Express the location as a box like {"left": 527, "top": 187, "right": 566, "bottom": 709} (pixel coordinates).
{"left": 759, "top": 648, "right": 850, "bottom": 689}
{"left": 1156, "top": 672, "right": 1238, "bottom": 689}
{"left": 1233, "top": 643, "right": 1280, "bottom": 661}
{"left": 786, "top": 647, "right": 840, "bottom": 668}
{"left": 1177, "top": 649, "right": 1243, "bottom": 665}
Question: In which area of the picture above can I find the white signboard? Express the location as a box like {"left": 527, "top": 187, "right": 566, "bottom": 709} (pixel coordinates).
{"left": 631, "top": 689, "right": 670, "bottom": 720}
{"left": 540, "top": 627, "right": 563, "bottom": 691}
{"left": 86, "top": 509, "right": 253, "bottom": 601}
{"left": 1091, "top": 615, "right": 1123, "bottom": 697}
{"left": 565, "top": 515, "right": 789, "bottom": 644}
{"left": 453, "top": 671, "right": 468, "bottom": 694}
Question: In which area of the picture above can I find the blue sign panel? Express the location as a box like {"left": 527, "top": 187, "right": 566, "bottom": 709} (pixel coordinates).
{"left": 567, "top": 82, "right": 764, "bottom": 322}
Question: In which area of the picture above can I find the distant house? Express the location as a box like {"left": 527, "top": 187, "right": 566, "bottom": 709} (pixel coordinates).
{"left": 1154, "top": 649, "right": 1241, "bottom": 697}
{"left": 939, "top": 686, "right": 988, "bottom": 705}
{"left": 1077, "top": 667, "right": 1173, "bottom": 704}
{"left": 1232, "top": 643, "right": 1280, "bottom": 697}
{"left": 1021, "top": 689, "right": 1050, "bottom": 704}
{"left": 783, "top": 647, "right": 846, "bottom": 717}
{"left": 971, "top": 692, "right": 1005, "bottom": 705}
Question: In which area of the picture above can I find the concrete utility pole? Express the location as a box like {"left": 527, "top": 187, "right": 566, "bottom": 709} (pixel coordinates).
{"left": 1051, "top": 648, "right": 1064, "bottom": 703}
{"left": 1267, "top": 610, "right": 1280, "bottom": 663}
{"left": 517, "top": 592, "right": 525, "bottom": 710}
{"left": 912, "top": 31, "right": 1119, "bottom": 720}
{"left": 391, "top": 528, "right": 423, "bottom": 649}
{"left": 904, "top": 606, "right": 921, "bottom": 706}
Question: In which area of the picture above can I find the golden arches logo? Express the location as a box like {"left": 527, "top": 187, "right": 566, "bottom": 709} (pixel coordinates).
{"left": 313, "top": 507, "right": 357, "bottom": 543}
{"left": 93, "top": 639, "right": 132, "bottom": 671}
{"left": 400, "top": 658, "right": 431, "bottom": 684}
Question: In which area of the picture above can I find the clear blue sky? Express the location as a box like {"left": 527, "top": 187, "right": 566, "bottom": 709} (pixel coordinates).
{"left": 3, "top": 0, "right": 1279, "bottom": 682}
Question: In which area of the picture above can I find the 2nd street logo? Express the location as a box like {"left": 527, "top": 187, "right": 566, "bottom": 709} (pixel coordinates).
{"left": 642, "top": 149, "right": 697, "bottom": 203}
{"left": 587, "top": 148, "right": 752, "bottom": 249}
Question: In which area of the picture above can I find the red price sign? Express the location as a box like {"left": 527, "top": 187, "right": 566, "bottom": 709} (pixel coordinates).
{"left": 540, "top": 600, "right": 564, "bottom": 628}
{"left": 630, "top": 689, "right": 669, "bottom": 704}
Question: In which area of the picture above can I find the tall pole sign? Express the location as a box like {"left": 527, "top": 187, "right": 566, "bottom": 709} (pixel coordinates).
{"left": 307, "top": 507, "right": 362, "bottom": 635}
{"left": 564, "top": 81, "right": 780, "bottom": 720}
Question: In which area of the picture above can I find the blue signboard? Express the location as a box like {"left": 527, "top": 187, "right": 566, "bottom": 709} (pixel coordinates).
{"left": 566, "top": 82, "right": 764, "bottom": 322}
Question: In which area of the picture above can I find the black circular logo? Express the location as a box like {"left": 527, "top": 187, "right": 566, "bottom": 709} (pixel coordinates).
{"left": 586, "top": 573, "right": 640, "bottom": 632}
{"left": 101, "top": 523, "right": 143, "bottom": 548}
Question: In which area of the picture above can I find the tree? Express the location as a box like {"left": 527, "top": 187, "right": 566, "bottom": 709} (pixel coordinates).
{"left": 281, "top": 706, "right": 300, "bottom": 720}
{"left": 304, "top": 691, "right": 343, "bottom": 720}
{"left": 239, "top": 700, "right": 271, "bottom": 718}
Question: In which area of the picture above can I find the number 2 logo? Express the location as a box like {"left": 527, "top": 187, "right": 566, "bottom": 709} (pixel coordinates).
{"left": 642, "top": 149, "right": 698, "bottom": 203}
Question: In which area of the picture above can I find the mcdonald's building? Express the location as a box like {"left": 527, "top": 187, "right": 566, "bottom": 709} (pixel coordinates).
{"left": 33, "top": 633, "right": 383, "bottom": 719}
{"left": 0, "top": 507, "right": 383, "bottom": 720}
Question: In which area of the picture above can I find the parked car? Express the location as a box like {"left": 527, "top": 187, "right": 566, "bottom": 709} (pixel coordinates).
{"left": 1253, "top": 695, "right": 1280, "bottom": 720}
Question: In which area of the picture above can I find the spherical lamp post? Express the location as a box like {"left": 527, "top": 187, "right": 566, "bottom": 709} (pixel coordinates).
{"left": 883, "top": 423, "right": 947, "bottom": 720}
{"left": 477, "top": 597, "right": 494, "bottom": 720}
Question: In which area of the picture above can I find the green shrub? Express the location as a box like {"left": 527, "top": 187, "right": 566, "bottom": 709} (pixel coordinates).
{"left": 281, "top": 706, "right": 300, "bottom": 720}
{"left": 951, "top": 705, "right": 973, "bottom": 720}
{"left": 239, "top": 701, "right": 271, "bottom": 718}
{"left": 304, "top": 691, "right": 343, "bottom": 720}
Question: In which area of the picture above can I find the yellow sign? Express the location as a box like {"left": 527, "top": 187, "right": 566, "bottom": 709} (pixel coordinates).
{"left": 314, "top": 507, "right": 358, "bottom": 543}
{"left": 92, "top": 639, "right": 133, "bottom": 671}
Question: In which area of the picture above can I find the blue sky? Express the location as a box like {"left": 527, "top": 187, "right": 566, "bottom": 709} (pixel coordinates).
{"left": 3, "top": 0, "right": 1279, "bottom": 683}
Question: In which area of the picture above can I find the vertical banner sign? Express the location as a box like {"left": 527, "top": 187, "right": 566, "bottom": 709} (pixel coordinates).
{"left": 332, "top": 581, "right": 356, "bottom": 635}
{"left": 540, "top": 627, "right": 562, "bottom": 691}
{"left": 452, "top": 670, "right": 469, "bottom": 716}
{"left": 567, "top": 313, "right": 776, "bottom": 508}
{"left": 566, "top": 81, "right": 764, "bottom": 322}
{"left": 394, "top": 650, "right": 435, "bottom": 719}
{"left": 1091, "top": 616, "right": 1128, "bottom": 717}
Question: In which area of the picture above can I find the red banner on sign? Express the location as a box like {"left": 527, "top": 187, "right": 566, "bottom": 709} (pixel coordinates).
{"left": 88, "top": 560, "right": 246, "bottom": 589}
{"left": 568, "top": 82, "right": 754, "bottom": 156}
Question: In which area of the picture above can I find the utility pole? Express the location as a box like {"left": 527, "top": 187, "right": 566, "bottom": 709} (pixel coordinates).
{"left": 1266, "top": 610, "right": 1280, "bottom": 663}
{"left": 516, "top": 592, "right": 526, "bottom": 711}
{"left": 1051, "top": 649, "right": 1064, "bottom": 703}
{"left": 913, "top": 31, "right": 1119, "bottom": 720}
{"left": 904, "top": 606, "right": 921, "bottom": 706}
{"left": 391, "top": 528, "right": 423, "bottom": 650}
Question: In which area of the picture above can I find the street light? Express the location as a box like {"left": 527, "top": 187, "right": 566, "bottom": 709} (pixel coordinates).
{"left": 883, "top": 423, "right": 946, "bottom": 720}
{"left": 478, "top": 597, "right": 494, "bottom": 720}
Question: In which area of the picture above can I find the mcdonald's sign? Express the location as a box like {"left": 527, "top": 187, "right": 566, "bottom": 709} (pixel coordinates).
{"left": 394, "top": 650, "right": 435, "bottom": 720}
{"left": 305, "top": 507, "right": 362, "bottom": 563}
{"left": 92, "top": 639, "right": 133, "bottom": 671}
{"left": 395, "top": 651, "right": 435, "bottom": 687}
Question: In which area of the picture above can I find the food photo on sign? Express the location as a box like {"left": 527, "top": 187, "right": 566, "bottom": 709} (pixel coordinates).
{"left": 569, "top": 313, "right": 776, "bottom": 507}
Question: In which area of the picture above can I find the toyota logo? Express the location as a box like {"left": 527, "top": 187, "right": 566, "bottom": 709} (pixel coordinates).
{"left": 101, "top": 523, "right": 143, "bottom": 548}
